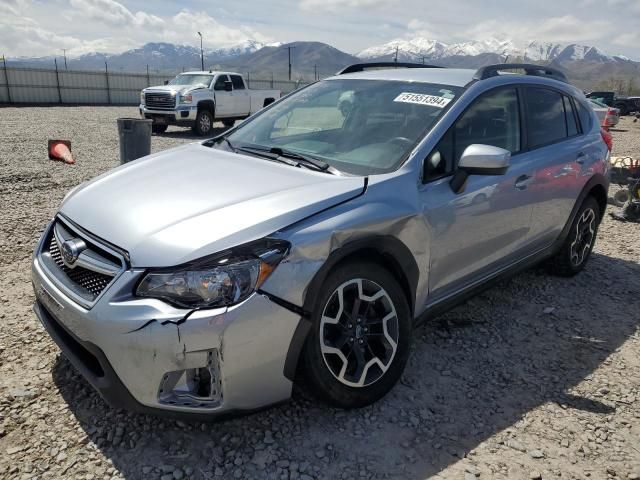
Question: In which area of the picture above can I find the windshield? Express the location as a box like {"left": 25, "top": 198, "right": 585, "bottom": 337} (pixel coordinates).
{"left": 169, "top": 74, "right": 213, "bottom": 86}
{"left": 225, "top": 79, "right": 462, "bottom": 175}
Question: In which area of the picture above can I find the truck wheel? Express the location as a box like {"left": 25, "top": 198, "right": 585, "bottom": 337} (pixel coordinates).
{"left": 222, "top": 119, "right": 235, "bottom": 128}
{"left": 195, "top": 110, "right": 213, "bottom": 136}
{"left": 152, "top": 124, "right": 167, "bottom": 134}
{"left": 546, "top": 196, "right": 600, "bottom": 277}
{"left": 301, "top": 262, "right": 412, "bottom": 408}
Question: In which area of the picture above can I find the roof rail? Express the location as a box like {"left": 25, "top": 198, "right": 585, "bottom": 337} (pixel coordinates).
{"left": 337, "top": 62, "right": 443, "bottom": 75}
{"left": 474, "top": 63, "right": 568, "bottom": 83}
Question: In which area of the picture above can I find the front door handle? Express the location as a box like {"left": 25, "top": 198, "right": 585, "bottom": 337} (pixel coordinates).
{"left": 515, "top": 174, "right": 534, "bottom": 190}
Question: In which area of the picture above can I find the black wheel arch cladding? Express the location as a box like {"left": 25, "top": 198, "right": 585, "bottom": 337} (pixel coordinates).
{"left": 197, "top": 100, "right": 215, "bottom": 114}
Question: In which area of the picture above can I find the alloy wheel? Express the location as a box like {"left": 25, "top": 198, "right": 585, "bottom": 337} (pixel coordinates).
{"left": 570, "top": 208, "right": 596, "bottom": 266}
{"left": 319, "top": 278, "right": 399, "bottom": 387}
{"left": 199, "top": 113, "right": 211, "bottom": 133}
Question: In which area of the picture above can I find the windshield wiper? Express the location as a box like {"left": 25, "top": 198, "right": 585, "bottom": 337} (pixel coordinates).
{"left": 233, "top": 143, "right": 338, "bottom": 174}
{"left": 269, "top": 147, "right": 333, "bottom": 173}
{"left": 235, "top": 145, "right": 299, "bottom": 167}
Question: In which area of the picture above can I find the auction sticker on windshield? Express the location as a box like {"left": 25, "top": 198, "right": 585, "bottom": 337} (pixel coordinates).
{"left": 393, "top": 93, "right": 452, "bottom": 108}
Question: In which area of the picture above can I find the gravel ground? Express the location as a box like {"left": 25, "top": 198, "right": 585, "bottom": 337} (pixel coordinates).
{"left": 609, "top": 116, "right": 640, "bottom": 158}
{"left": 0, "top": 107, "right": 639, "bottom": 480}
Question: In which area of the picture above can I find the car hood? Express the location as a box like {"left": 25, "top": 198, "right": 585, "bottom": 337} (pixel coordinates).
{"left": 60, "top": 143, "right": 365, "bottom": 267}
{"left": 144, "top": 84, "right": 208, "bottom": 96}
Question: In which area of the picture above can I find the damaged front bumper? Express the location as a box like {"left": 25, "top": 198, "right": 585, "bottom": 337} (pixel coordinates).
{"left": 32, "top": 256, "right": 301, "bottom": 418}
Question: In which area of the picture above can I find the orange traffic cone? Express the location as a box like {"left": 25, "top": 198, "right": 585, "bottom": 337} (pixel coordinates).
{"left": 48, "top": 140, "right": 75, "bottom": 165}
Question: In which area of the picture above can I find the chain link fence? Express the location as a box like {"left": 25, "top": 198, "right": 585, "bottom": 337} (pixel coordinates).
{"left": 0, "top": 64, "right": 311, "bottom": 105}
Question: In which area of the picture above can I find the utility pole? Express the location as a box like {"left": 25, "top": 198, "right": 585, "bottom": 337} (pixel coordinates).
{"left": 314, "top": 64, "right": 317, "bottom": 81}
{"left": 62, "top": 49, "right": 68, "bottom": 69}
{"left": 287, "top": 45, "right": 296, "bottom": 81}
{"left": 2, "top": 54, "right": 12, "bottom": 104}
{"left": 394, "top": 46, "right": 399, "bottom": 63}
{"left": 421, "top": 56, "right": 426, "bottom": 65}
{"left": 54, "top": 58, "right": 62, "bottom": 103}
{"left": 197, "top": 32, "right": 204, "bottom": 70}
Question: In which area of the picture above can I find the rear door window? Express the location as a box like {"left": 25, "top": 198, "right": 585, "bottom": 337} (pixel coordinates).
{"left": 525, "top": 88, "right": 567, "bottom": 148}
{"left": 214, "top": 75, "right": 229, "bottom": 91}
{"left": 231, "top": 75, "right": 245, "bottom": 90}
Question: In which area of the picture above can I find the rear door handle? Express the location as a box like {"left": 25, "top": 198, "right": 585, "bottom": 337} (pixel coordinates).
{"left": 515, "top": 174, "right": 534, "bottom": 190}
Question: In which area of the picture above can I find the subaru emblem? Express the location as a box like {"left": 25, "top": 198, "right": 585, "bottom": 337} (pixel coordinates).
{"left": 61, "top": 238, "right": 86, "bottom": 266}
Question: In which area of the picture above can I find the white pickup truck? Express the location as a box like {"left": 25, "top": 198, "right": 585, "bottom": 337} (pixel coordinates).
{"left": 140, "top": 71, "right": 280, "bottom": 136}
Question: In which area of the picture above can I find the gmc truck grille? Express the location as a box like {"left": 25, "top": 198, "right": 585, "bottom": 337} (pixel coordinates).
{"left": 38, "top": 218, "right": 126, "bottom": 308}
{"left": 144, "top": 92, "right": 176, "bottom": 110}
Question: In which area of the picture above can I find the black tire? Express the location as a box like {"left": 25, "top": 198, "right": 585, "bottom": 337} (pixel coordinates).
{"left": 301, "top": 262, "right": 412, "bottom": 408}
{"left": 222, "top": 119, "right": 235, "bottom": 128}
{"left": 152, "top": 124, "right": 167, "bottom": 134}
{"left": 195, "top": 110, "right": 214, "bottom": 136}
{"left": 546, "top": 196, "right": 600, "bottom": 277}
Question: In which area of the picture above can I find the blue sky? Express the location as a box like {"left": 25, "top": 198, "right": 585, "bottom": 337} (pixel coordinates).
{"left": 1, "top": 0, "right": 639, "bottom": 59}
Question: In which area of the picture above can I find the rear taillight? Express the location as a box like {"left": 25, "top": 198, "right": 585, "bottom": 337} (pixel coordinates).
{"left": 601, "top": 128, "right": 613, "bottom": 152}
{"left": 603, "top": 107, "right": 617, "bottom": 127}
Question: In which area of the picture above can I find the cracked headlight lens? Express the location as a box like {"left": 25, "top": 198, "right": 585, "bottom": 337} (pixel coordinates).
{"left": 136, "top": 239, "right": 289, "bottom": 308}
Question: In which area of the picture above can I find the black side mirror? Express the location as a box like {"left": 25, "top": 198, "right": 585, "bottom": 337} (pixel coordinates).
{"left": 224, "top": 81, "right": 233, "bottom": 92}
{"left": 163, "top": 80, "right": 169, "bottom": 85}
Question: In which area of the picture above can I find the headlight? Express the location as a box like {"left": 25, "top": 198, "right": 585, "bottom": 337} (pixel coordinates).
{"left": 140, "top": 91, "right": 145, "bottom": 104}
{"left": 136, "top": 239, "right": 289, "bottom": 308}
{"left": 179, "top": 94, "right": 192, "bottom": 104}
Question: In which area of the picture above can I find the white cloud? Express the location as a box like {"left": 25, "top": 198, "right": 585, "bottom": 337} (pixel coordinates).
{"left": 166, "top": 10, "right": 270, "bottom": 48}
{"left": 0, "top": 0, "right": 637, "bottom": 61}
{"left": 1, "top": 1, "right": 271, "bottom": 58}
{"left": 300, "top": 0, "right": 391, "bottom": 12}
{"left": 69, "top": 0, "right": 164, "bottom": 27}
{"left": 612, "top": 30, "right": 640, "bottom": 49}
{"left": 405, "top": 12, "right": 621, "bottom": 53}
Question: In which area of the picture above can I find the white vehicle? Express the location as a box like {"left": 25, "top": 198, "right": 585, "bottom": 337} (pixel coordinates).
{"left": 140, "top": 71, "right": 280, "bottom": 136}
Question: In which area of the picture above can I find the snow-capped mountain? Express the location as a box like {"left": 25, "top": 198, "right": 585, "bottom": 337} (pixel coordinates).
{"left": 521, "top": 41, "right": 565, "bottom": 61}
{"left": 206, "top": 39, "right": 282, "bottom": 59}
{"left": 357, "top": 37, "right": 626, "bottom": 64}
{"left": 357, "top": 37, "right": 513, "bottom": 60}
{"left": 444, "top": 38, "right": 516, "bottom": 57}
{"left": 358, "top": 38, "right": 448, "bottom": 61}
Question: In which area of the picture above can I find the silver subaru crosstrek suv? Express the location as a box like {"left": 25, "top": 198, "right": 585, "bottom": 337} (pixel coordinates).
{"left": 32, "top": 63, "right": 610, "bottom": 418}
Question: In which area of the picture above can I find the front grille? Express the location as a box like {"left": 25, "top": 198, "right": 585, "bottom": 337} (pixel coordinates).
{"left": 48, "top": 237, "right": 112, "bottom": 297}
{"left": 144, "top": 92, "right": 176, "bottom": 110}
{"left": 39, "top": 218, "right": 125, "bottom": 307}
